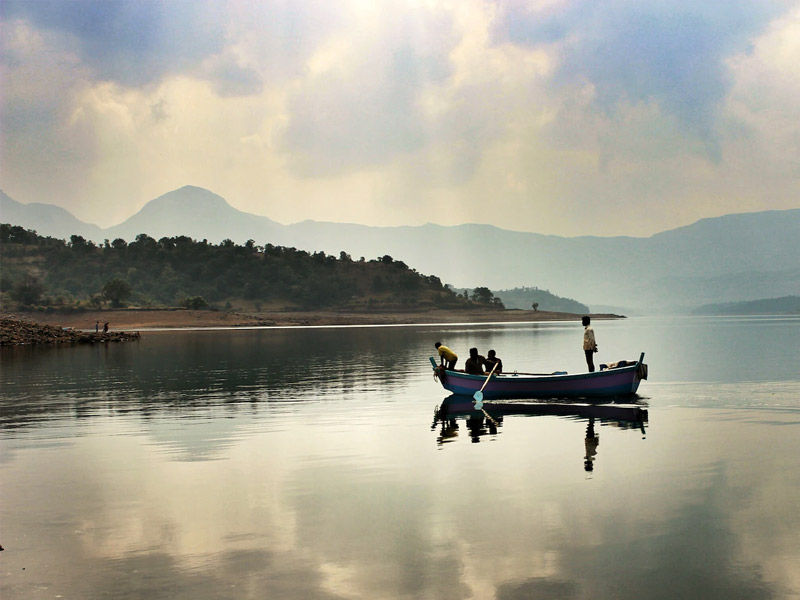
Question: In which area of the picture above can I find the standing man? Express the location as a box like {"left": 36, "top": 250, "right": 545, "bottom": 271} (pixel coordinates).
{"left": 582, "top": 316, "right": 598, "bottom": 372}
{"left": 435, "top": 342, "right": 458, "bottom": 370}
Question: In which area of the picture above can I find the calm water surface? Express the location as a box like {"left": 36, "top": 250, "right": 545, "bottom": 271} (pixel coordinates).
{"left": 2, "top": 316, "right": 799, "bottom": 599}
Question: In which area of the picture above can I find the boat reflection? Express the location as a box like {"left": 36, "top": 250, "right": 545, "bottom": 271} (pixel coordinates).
{"left": 432, "top": 395, "right": 649, "bottom": 464}
{"left": 434, "top": 403, "right": 503, "bottom": 444}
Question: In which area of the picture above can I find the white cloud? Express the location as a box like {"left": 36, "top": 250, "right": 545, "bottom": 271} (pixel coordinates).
{"left": 0, "top": 19, "right": 98, "bottom": 204}
{"left": 723, "top": 5, "right": 800, "bottom": 184}
{"left": 1, "top": 1, "right": 799, "bottom": 235}
{"left": 278, "top": 2, "right": 457, "bottom": 176}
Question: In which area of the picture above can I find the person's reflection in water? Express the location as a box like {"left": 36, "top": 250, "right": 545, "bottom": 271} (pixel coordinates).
{"left": 437, "top": 418, "right": 460, "bottom": 445}
{"left": 432, "top": 402, "right": 502, "bottom": 445}
{"left": 466, "top": 413, "right": 487, "bottom": 442}
{"left": 584, "top": 417, "right": 599, "bottom": 472}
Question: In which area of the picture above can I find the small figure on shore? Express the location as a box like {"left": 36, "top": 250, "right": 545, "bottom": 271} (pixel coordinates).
{"left": 435, "top": 342, "right": 458, "bottom": 370}
{"left": 103, "top": 322, "right": 109, "bottom": 334}
{"left": 464, "top": 347, "right": 487, "bottom": 375}
{"left": 95, "top": 321, "right": 100, "bottom": 333}
{"left": 582, "top": 315, "right": 597, "bottom": 372}
{"left": 484, "top": 349, "right": 502, "bottom": 374}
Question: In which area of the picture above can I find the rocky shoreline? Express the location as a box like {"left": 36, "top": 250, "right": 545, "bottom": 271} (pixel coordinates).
{"left": 1, "top": 317, "right": 140, "bottom": 346}
{"left": 7, "top": 308, "right": 622, "bottom": 331}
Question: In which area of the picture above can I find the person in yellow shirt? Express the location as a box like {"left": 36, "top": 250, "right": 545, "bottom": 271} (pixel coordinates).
{"left": 434, "top": 342, "right": 458, "bottom": 370}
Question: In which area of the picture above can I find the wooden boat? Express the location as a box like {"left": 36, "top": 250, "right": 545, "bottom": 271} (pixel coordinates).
{"left": 430, "top": 353, "right": 647, "bottom": 399}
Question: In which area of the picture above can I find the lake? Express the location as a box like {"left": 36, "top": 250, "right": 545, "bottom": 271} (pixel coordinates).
{"left": 2, "top": 316, "right": 799, "bottom": 599}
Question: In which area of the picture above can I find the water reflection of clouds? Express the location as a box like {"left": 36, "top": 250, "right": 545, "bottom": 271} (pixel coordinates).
{"left": 3, "top": 547, "right": 344, "bottom": 600}
{"left": 548, "top": 474, "right": 775, "bottom": 600}
{"left": 497, "top": 578, "right": 578, "bottom": 600}
{"left": 3, "top": 408, "right": 799, "bottom": 598}
{"left": 0, "top": 329, "right": 429, "bottom": 445}
{"left": 3, "top": 325, "right": 800, "bottom": 598}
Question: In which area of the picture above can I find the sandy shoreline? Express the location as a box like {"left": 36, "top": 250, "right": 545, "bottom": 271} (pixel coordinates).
{"left": 5, "top": 308, "right": 623, "bottom": 331}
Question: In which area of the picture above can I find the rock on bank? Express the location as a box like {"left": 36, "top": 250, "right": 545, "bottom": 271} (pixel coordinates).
{"left": 0, "top": 317, "right": 140, "bottom": 346}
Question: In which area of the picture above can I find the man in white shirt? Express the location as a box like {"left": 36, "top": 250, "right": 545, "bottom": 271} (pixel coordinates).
{"left": 582, "top": 316, "right": 598, "bottom": 372}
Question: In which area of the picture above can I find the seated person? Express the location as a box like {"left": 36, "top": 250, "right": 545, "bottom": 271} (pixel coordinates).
{"left": 484, "top": 349, "right": 503, "bottom": 373}
{"left": 464, "top": 347, "right": 487, "bottom": 375}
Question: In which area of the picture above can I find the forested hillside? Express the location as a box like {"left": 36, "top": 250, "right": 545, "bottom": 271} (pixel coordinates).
{"left": 0, "top": 224, "right": 501, "bottom": 312}
{"left": 692, "top": 296, "right": 800, "bottom": 315}
{"left": 492, "top": 287, "right": 590, "bottom": 313}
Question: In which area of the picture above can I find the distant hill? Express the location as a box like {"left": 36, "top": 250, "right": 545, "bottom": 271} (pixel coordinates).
{"left": 492, "top": 287, "right": 590, "bottom": 313}
{"left": 3, "top": 186, "right": 799, "bottom": 311}
{"left": 0, "top": 190, "right": 103, "bottom": 240}
{"left": 104, "top": 186, "right": 285, "bottom": 242}
{"left": 692, "top": 296, "right": 800, "bottom": 315}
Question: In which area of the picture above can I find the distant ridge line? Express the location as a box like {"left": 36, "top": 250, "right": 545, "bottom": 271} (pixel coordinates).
{"left": 2, "top": 187, "right": 798, "bottom": 310}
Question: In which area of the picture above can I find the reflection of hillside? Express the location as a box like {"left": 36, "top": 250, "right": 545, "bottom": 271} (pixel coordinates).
{"left": 0, "top": 328, "right": 425, "bottom": 431}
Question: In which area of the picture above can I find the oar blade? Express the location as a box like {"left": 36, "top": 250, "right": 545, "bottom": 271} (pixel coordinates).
{"left": 473, "top": 390, "right": 483, "bottom": 409}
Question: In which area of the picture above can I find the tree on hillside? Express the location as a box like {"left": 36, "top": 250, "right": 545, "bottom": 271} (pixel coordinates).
{"left": 180, "top": 296, "right": 208, "bottom": 310}
{"left": 471, "top": 287, "right": 494, "bottom": 304}
{"left": 102, "top": 278, "right": 132, "bottom": 307}
{"left": 1, "top": 224, "right": 40, "bottom": 244}
{"left": 469, "top": 287, "right": 505, "bottom": 308}
{"left": 11, "top": 275, "right": 44, "bottom": 306}
{"left": 69, "top": 235, "right": 91, "bottom": 249}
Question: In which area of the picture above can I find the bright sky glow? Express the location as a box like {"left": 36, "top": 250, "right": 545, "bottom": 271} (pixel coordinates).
{"left": 1, "top": 0, "right": 798, "bottom": 235}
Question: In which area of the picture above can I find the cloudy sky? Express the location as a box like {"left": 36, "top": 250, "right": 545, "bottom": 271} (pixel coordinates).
{"left": 1, "top": 0, "right": 799, "bottom": 236}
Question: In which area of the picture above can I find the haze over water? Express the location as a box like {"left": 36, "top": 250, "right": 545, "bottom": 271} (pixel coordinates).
{"left": 2, "top": 316, "right": 799, "bottom": 599}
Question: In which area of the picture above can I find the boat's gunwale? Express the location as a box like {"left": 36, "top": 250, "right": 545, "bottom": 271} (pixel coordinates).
{"left": 437, "top": 362, "right": 639, "bottom": 383}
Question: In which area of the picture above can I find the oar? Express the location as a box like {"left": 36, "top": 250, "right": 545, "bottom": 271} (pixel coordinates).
{"left": 473, "top": 362, "right": 499, "bottom": 410}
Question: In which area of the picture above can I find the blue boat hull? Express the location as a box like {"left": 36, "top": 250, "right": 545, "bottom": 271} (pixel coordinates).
{"left": 431, "top": 354, "right": 646, "bottom": 399}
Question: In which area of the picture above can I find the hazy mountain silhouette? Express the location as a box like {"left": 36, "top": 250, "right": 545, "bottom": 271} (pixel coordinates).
{"left": 693, "top": 295, "right": 800, "bottom": 315}
{"left": 3, "top": 186, "right": 798, "bottom": 311}
{"left": 1, "top": 189, "right": 103, "bottom": 240}
{"left": 104, "top": 186, "right": 284, "bottom": 242}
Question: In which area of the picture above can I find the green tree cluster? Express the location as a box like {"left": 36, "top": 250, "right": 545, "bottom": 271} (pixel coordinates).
{"left": 0, "top": 224, "right": 471, "bottom": 311}
{"left": 470, "top": 286, "right": 504, "bottom": 307}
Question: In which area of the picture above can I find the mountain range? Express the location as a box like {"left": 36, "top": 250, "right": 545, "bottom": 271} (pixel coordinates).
{"left": 2, "top": 186, "right": 799, "bottom": 311}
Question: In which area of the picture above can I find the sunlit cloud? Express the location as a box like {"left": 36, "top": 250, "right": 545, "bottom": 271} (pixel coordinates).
{"left": 1, "top": 0, "right": 798, "bottom": 235}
